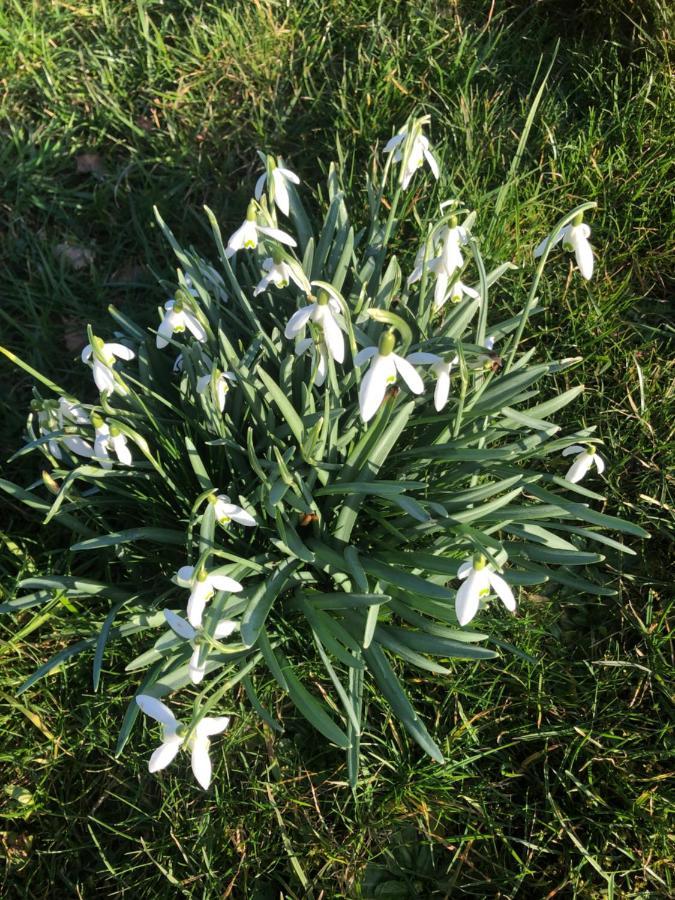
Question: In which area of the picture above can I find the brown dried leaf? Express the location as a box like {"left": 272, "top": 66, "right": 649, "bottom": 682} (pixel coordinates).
{"left": 62, "top": 316, "right": 88, "bottom": 352}
{"left": 75, "top": 153, "right": 105, "bottom": 175}
{"left": 54, "top": 243, "right": 94, "bottom": 270}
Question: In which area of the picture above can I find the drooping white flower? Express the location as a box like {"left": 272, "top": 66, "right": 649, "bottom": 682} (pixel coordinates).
{"left": 562, "top": 444, "right": 605, "bottom": 484}
{"left": 135, "top": 694, "right": 230, "bottom": 789}
{"left": 176, "top": 565, "right": 243, "bottom": 628}
{"left": 156, "top": 299, "right": 207, "bottom": 349}
{"left": 91, "top": 413, "right": 132, "bottom": 468}
{"left": 196, "top": 369, "right": 236, "bottom": 413}
{"left": 254, "top": 160, "right": 301, "bottom": 217}
{"left": 356, "top": 331, "right": 427, "bottom": 423}
{"left": 57, "top": 397, "right": 89, "bottom": 427}
{"left": 295, "top": 336, "right": 328, "bottom": 387}
{"left": 81, "top": 337, "right": 135, "bottom": 396}
{"left": 253, "top": 254, "right": 309, "bottom": 296}
{"left": 384, "top": 121, "right": 440, "bottom": 189}
{"left": 444, "top": 279, "right": 479, "bottom": 309}
{"left": 408, "top": 221, "right": 468, "bottom": 308}
{"left": 534, "top": 217, "right": 594, "bottom": 280}
{"left": 284, "top": 289, "right": 344, "bottom": 364}
{"left": 163, "top": 609, "right": 238, "bottom": 685}
{"left": 208, "top": 493, "right": 256, "bottom": 528}
{"left": 408, "top": 352, "right": 459, "bottom": 411}
{"left": 455, "top": 556, "right": 516, "bottom": 626}
{"left": 35, "top": 401, "right": 93, "bottom": 460}
{"left": 225, "top": 202, "right": 296, "bottom": 258}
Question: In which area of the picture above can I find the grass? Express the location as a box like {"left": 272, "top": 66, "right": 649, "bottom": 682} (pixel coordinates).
{"left": 1, "top": 0, "right": 673, "bottom": 896}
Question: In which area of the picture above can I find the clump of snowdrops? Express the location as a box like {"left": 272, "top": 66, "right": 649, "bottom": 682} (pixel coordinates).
{"left": 1, "top": 117, "right": 647, "bottom": 790}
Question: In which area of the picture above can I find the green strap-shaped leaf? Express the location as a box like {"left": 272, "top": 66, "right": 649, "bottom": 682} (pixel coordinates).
{"left": 240, "top": 559, "right": 300, "bottom": 648}
{"left": 363, "top": 640, "right": 444, "bottom": 763}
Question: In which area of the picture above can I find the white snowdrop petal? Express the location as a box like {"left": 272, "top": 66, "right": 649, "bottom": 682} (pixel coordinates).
{"left": 562, "top": 445, "right": 585, "bottom": 457}
{"left": 189, "top": 646, "right": 206, "bottom": 685}
{"left": 93, "top": 362, "right": 115, "bottom": 394}
{"left": 163, "top": 608, "right": 195, "bottom": 640}
{"left": 107, "top": 343, "right": 135, "bottom": 361}
{"left": 457, "top": 560, "right": 474, "bottom": 579}
{"left": 148, "top": 737, "right": 182, "bottom": 773}
{"left": 359, "top": 354, "right": 392, "bottom": 422}
{"left": 230, "top": 508, "right": 257, "bottom": 527}
{"left": 455, "top": 573, "right": 480, "bottom": 626}
{"left": 272, "top": 170, "right": 290, "bottom": 216}
{"left": 184, "top": 312, "right": 207, "bottom": 342}
{"left": 394, "top": 355, "right": 424, "bottom": 395}
{"left": 208, "top": 574, "right": 243, "bottom": 593}
{"left": 63, "top": 436, "right": 94, "bottom": 458}
{"left": 254, "top": 172, "right": 267, "bottom": 201}
{"left": 285, "top": 305, "right": 314, "bottom": 338}
{"left": 321, "top": 309, "right": 345, "bottom": 364}
{"left": 434, "top": 369, "right": 451, "bottom": 411}
{"left": 277, "top": 166, "right": 300, "bottom": 184}
{"left": 197, "top": 716, "right": 231, "bottom": 737}
{"left": 177, "top": 565, "right": 195, "bottom": 583}
{"left": 424, "top": 148, "right": 440, "bottom": 179}
{"left": 81, "top": 344, "right": 93, "bottom": 363}
{"left": 196, "top": 374, "right": 210, "bottom": 394}
{"left": 190, "top": 737, "right": 213, "bottom": 789}
{"left": 565, "top": 453, "right": 594, "bottom": 484}
{"left": 488, "top": 572, "right": 516, "bottom": 612}
{"left": 258, "top": 225, "right": 297, "bottom": 247}
{"left": 533, "top": 227, "right": 566, "bottom": 258}
{"left": 214, "top": 620, "right": 239, "bottom": 639}
{"left": 354, "top": 346, "right": 377, "bottom": 367}
{"left": 136, "top": 695, "right": 177, "bottom": 726}
{"left": 593, "top": 454, "right": 605, "bottom": 474}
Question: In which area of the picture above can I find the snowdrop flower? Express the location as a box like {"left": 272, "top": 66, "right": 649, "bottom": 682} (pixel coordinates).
{"left": 81, "top": 336, "right": 135, "bottom": 396}
{"left": 562, "top": 444, "right": 605, "bottom": 484}
{"left": 534, "top": 214, "right": 594, "bottom": 280}
{"left": 408, "top": 219, "right": 467, "bottom": 308}
{"left": 135, "top": 695, "right": 230, "bottom": 789}
{"left": 384, "top": 120, "right": 440, "bottom": 189}
{"left": 163, "top": 609, "right": 238, "bottom": 685}
{"left": 156, "top": 298, "right": 207, "bottom": 349}
{"left": 196, "top": 368, "right": 236, "bottom": 413}
{"left": 57, "top": 397, "right": 89, "bottom": 427}
{"left": 445, "top": 279, "right": 479, "bottom": 308}
{"left": 207, "top": 493, "right": 256, "bottom": 528}
{"left": 91, "top": 413, "right": 132, "bottom": 468}
{"left": 455, "top": 555, "right": 516, "bottom": 626}
{"left": 225, "top": 201, "right": 296, "bottom": 258}
{"left": 356, "top": 330, "right": 427, "bottom": 423}
{"left": 284, "top": 289, "right": 344, "bottom": 364}
{"left": 408, "top": 352, "right": 460, "bottom": 411}
{"left": 254, "top": 158, "right": 300, "bottom": 217}
{"left": 176, "top": 565, "right": 243, "bottom": 628}
{"left": 295, "top": 336, "right": 328, "bottom": 386}
{"left": 253, "top": 252, "right": 309, "bottom": 296}
{"left": 34, "top": 401, "right": 93, "bottom": 460}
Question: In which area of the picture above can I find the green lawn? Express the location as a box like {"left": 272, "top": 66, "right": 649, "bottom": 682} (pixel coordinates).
{"left": 1, "top": 1, "right": 673, "bottom": 896}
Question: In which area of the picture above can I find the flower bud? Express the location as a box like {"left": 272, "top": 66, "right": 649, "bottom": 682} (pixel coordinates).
{"left": 378, "top": 329, "right": 396, "bottom": 356}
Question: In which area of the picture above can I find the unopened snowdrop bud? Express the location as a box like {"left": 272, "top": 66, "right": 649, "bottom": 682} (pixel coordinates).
{"left": 42, "top": 470, "right": 61, "bottom": 495}
{"left": 562, "top": 444, "right": 605, "bottom": 484}
{"left": 534, "top": 213, "right": 594, "bottom": 280}
{"left": 455, "top": 556, "right": 516, "bottom": 626}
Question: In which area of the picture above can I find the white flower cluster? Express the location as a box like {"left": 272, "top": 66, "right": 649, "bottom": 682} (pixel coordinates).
{"left": 34, "top": 118, "right": 603, "bottom": 789}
